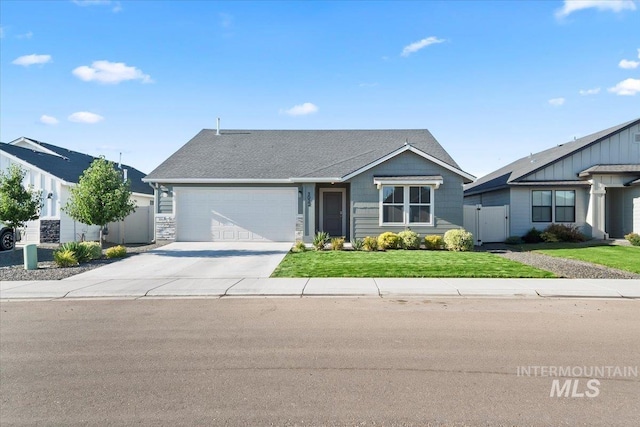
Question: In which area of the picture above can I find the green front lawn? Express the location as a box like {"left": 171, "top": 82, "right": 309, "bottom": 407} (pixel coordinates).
{"left": 271, "top": 250, "right": 555, "bottom": 278}
{"left": 535, "top": 245, "right": 640, "bottom": 274}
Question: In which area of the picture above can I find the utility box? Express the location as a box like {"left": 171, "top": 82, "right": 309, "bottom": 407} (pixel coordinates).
{"left": 23, "top": 244, "right": 37, "bottom": 270}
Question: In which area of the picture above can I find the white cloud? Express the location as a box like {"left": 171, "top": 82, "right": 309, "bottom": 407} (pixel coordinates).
{"left": 68, "top": 111, "right": 104, "bottom": 124}
{"left": 401, "top": 36, "right": 445, "bottom": 57}
{"left": 73, "top": 1, "right": 122, "bottom": 12}
{"left": 608, "top": 78, "right": 640, "bottom": 95}
{"left": 39, "top": 115, "right": 59, "bottom": 125}
{"left": 579, "top": 87, "right": 601, "bottom": 95}
{"left": 281, "top": 102, "right": 319, "bottom": 116}
{"left": 72, "top": 60, "right": 152, "bottom": 84}
{"left": 619, "top": 59, "right": 640, "bottom": 69}
{"left": 12, "top": 54, "right": 52, "bottom": 66}
{"left": 555, "top": 0, "right": 637, "bottom": 18}
{"left": 548, "top": 97, "right": 566, "bottom": 106}
{"left": 16, "top": 31, "right": 33, "bottom": 39}
{"left": 359, "top": 82, "right": 379, "bottom": 87}
{"left": 638, "top": 48, "right": 640, "bottom": 59}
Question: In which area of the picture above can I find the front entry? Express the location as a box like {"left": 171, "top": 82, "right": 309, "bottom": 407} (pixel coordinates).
{"left": 320, "top": 188, "right": 346, "bottom": 237}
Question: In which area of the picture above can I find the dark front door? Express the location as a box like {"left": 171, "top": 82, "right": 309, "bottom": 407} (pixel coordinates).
{"left": 323, "top": 191, "right": 344, "bottom": 236}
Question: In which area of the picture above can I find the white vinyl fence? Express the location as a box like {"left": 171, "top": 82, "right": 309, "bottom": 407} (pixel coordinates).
{"left": 463, "top": 205, "right": 510, "bottom": 246}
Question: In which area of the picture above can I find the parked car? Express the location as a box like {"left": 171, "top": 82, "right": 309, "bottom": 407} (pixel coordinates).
{"left": 0, "top": 222, "right": 15, "bottom": 251}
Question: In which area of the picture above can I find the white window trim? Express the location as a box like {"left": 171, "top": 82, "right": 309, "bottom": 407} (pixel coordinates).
{"left": 379, "top": 185, "right": 435, "bottom": 227}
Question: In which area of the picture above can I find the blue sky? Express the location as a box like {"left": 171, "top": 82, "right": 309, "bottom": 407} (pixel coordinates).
{"left": 1, "top": 0, "right": 638, "bottom": 177}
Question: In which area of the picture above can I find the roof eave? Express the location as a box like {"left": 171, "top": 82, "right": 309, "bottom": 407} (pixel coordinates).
{"left": 142, "top": 178, "right": 296, "bottom": 184}
{"left": 0, "top": 149, "right": 73, "bottom": 186}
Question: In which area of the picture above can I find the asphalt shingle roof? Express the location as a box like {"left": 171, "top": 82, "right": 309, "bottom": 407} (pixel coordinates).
{"left": 579, "top": 164, "right": 640, "bottom": 177}
{"left": 464, "top": 118, "right": 640, "bottom": 196}
{"left": 0, "top": 138, "right": 152, "bottom": 195}
{"left": 144, "top": 129, "right": 468, "bottom": 181}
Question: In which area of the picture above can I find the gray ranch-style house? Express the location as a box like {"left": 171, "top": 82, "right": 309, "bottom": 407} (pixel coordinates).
{"left": 464, "top": 118, "right": 640, "bottom": 239}
{"left": 143, "top": 129, "right": 475, "bottom": 243}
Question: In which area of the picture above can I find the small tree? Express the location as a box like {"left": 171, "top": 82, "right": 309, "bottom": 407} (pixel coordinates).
{"left": 63, "top": 157, "right": 136, "bottom": 247}
{"left": 0, "top": 164, "right": 43, "bottom": 248}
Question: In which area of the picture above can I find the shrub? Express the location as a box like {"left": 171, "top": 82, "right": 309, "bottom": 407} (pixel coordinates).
{"left": 80, "top": 241, "right": 102, "bottom": 260}
{"left": 424, "top": 235, "right": 444, "bottom": 250}
{"left": 624, "top": 232, "right": 640, "bottom": 246}
{"left": 330, "top": 237, "right": 345, "bottom": 251}
{"left": 377, "top": 232, "right": 400, "bottom": 250}
{"left": 292, "top": 241, "right": 307, "bottom": 252}
{"left": 59, "top": 241, "right": 92, "bottom": 263}
{"left": 362, "top": 236, "right": 379, "bottom": 252}
{"left": 351, "top": 238, "right": 364, "bottom": 251}
{"left": 541, "top": 224, "right": 586, "bottom": 243}
{"left": 443, "top": 229, "right": 474, "bottom": 252}
{"left": 397, "top": 230, "right": 421, "bottom": 249}
{"left": 105, "top": 245, "right": 127, "bottom": 259}
{"left": 522, "top": 228, "right": 543, "bottom": 244}
{"left": 313, "top": 231, "right": 330, "bottom": 251}
{"left": 54, "top": 249, "right": 78, "bottom": 267}
{"left": 504, "top": 235, "right": 524, "bottom": 245}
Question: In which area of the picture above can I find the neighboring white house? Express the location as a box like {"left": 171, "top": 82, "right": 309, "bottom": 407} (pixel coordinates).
{"left": 0, "top": 137, "right": 154, "bottom": 244}
{"left": 464, "top": 118, "right": 640, "bottom": 240}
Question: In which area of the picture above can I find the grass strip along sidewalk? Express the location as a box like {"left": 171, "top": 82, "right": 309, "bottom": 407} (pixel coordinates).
{"left": 535, "top": 245, "right": 640, "bottom": 275}
{"left": 272, "top": 250, "right": 554, "bottom": 278}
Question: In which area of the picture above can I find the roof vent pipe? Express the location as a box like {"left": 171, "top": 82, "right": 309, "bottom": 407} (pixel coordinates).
{"left": 216, "top": 118, "right": 220, "bottom": 136}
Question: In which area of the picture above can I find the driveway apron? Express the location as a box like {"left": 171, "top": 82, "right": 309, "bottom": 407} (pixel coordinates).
{"left": 65, "top": 242, "right": 292, "bottom": 280}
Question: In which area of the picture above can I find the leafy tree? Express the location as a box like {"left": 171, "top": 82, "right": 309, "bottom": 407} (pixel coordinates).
{"left": 0, "top": 164, "right": 42, "bottom": 248}
{"left": 63, "top": 157, "right": 136, "bottom": 247}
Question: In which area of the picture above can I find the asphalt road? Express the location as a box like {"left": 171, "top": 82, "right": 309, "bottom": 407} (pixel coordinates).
{"left": 1, "top": 298, "right": 639, "bottom": 426}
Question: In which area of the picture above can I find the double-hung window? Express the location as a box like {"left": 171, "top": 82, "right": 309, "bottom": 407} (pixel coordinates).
{"left": 380, "top": 185, "right": 434, "bottom": 226}
{"left": 532, "top": 190, "right": 552, "bottom": 222}
{"left": 382, "top": 186, "right": 404, "bottom": 224}
{"left": 555, "top": 190, "right": 575, "bottom": 222}
{"left": 532, "top": 190, "right": 575, "bottom": 223}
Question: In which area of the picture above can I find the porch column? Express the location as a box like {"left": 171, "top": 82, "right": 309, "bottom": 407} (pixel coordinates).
{"left": 586, "top": 180, "right": 607, "bottom": 239}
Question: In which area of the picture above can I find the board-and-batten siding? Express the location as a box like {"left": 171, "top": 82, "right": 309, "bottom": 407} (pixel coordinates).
{"left": 348, "top": 151, "right": 465, "bottom": 239}
{"left": 525, "top": 123, "right": 640, "bottom": 181}
{"left": 509, "top": 186, "right": 590, "bottom": 237}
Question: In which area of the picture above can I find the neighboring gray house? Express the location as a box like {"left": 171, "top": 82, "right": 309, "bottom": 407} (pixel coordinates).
{"left": 143, "top": 129, "right": 475, "bottom": 243}
{"left": 464, "top": 118, "right": 640, "bottom": 239}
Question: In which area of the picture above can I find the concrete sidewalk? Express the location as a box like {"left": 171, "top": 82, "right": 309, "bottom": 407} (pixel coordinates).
{"left": 1, "top": 277, "right": 639, "bottom": 299}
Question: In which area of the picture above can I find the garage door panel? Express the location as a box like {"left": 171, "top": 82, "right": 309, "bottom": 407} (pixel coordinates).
{"left": 176, "top": 187, "right": 297, "bottom": 242}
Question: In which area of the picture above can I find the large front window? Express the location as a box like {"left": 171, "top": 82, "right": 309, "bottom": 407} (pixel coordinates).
{"left": 532, "top": 190, "right": 576, "bottom": 223}
{"left": 381, "top": 185, "right": 433, "bottom": 225}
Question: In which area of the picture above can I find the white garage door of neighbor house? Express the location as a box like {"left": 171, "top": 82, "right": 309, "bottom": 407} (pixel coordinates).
{"left": 176, "top": 187, "right": 298, "bottom": 242}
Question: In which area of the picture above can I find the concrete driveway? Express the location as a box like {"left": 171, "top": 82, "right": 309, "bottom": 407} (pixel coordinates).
{"left": 67, "top": 242, "right": 292, "bottom": 280}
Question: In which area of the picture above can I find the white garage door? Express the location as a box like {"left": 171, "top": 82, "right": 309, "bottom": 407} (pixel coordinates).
{"left": 176, "top": 187, "right": 297, "bottom": 242}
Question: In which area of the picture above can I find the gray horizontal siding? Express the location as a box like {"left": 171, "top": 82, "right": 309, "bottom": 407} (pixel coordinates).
{"left": 510, "top": 186, "right": 590, "bottom": 237}
{"left": 464, "top": 188, "right": 510, "bottom": 206}
{"left": 348, "top": 151, "right": 465, "bottom": 239}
